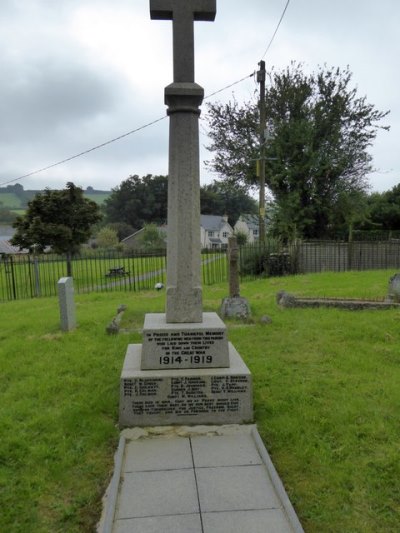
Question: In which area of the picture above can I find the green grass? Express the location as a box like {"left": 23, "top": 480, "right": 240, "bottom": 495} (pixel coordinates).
{"left": 0, "top": 193, "right": 22, "bottom": 208}
{"left": 83, "top": 193, "right": 110, "bottom": 205}
{"left": 1, "top": 271, "right": 400, "bottom": 532}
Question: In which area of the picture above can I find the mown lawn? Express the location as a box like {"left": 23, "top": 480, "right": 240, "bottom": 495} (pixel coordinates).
{"left": 1, "top": 271, "right": 399, "bottom": 532}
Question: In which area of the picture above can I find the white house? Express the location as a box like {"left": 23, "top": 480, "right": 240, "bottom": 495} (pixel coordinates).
{"left": 234, "top": 214, "right": 260, "bottom": 243}
{"left": 200, "top": 214, "right": 233, "bottom": 249}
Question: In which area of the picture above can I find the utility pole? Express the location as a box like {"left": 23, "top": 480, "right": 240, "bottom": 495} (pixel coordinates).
{"left": 257, "top": 60, "right": 266, "bottom": 247}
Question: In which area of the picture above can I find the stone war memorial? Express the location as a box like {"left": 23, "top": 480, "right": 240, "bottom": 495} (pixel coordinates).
{"left": 119, "top": 0, "right": 253, "bottom": 427}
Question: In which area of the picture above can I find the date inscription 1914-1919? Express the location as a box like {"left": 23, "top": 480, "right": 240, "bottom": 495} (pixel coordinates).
{"left": 160, "top": 355, "right": 212, "bottom": 365}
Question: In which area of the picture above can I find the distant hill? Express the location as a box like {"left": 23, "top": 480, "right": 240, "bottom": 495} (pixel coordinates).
{"left": 0, "top": 185, "right": 111, "bottom": 223}
{"left": 0, "top": 185, "right": 111, "bottom": 209}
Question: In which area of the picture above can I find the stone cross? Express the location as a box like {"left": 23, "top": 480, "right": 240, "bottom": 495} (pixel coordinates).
{"left": 228, "top": 235, "right": 240, "bottom": 298}
{"left": 150, "top": 0, "right": 216, "bottom": 82}
{"left": 150, "top": 0, "right": 216, "bottom": 323}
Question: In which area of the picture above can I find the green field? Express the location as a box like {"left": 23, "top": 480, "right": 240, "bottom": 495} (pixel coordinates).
{"left": 0, "top": 192, "right": 22, "bottom": 208}
{"left": 1, "top": 271, "right": 399, "bottom": 532}
{"left": 83, "top": 192, "right": 111, "bottom": 205}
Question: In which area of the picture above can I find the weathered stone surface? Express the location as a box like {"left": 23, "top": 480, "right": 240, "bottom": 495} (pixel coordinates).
{"left": 142, "top": 312, "right": 229, "bottom": 369}
{"left": 220, "top": 297, "right": 251, "bottom": 319}
{"left": 388, "top": 273, "right": 400, "bottom": 302}
{"left": 120, "top": 343, "right": 253, "bottom": 427}
{"left": 57, "top": 277, "right": 76, "bottom": 332}
{"left": 150, "top": 0, "right": 216, "bottom": 83}
{"left": 228, "top": 235, "right": 240, "bottom": 298}
{"left": 164, "top": 82, "right": 204, "bottom": 323}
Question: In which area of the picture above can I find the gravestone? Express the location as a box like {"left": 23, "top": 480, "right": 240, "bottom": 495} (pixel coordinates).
{"left": 119, "top": 0, "right": 253, "bottom": 427}
{"left": 220, "top": 236, "right": 251, "bottom": 319}
{"left": 57, "top": 277, "right": 76, "bottom": 331}
{"left": 388, "top": 273, "right": 400, "bottom": 302}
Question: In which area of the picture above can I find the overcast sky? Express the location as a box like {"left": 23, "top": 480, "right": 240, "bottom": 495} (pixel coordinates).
{"left": 1, "top": 0, "right": 398, "bottom": 193}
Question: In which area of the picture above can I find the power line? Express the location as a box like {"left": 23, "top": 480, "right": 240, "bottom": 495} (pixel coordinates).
{"left": 204, "top": 72, "right": 255, "bottom": 100}
{"left": 0, "top": 73, "right": 255, "bottom": 188}
{"left": 1, "top": 2, "right": 289, "bottom": 188}
{"left": 0, "top": 115, "right": 167, "bottom": 187}
{"left": 261, "top": 0, "right": 291, "bottom": 60}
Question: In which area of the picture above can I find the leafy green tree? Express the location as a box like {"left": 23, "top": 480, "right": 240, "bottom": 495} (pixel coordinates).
{"left": 138, "top": 224, "right": 166, "bottom": 250}
{"left": 96, "top": 226, "right": 119, "bottom": 249}
{"left": 367, "top": 184, "right": 400, "bottom": 230}
{"left": 11, "top": 182, "right": 101, "bottom": 275}
{"left": 234, "top": 230, "right": 248, "bottom": 246}
{"left": 0, "top": 202, "right": 17, "bottom": 224}
{"left": 103, "top": 174, "right": 168, "bottom": 229}
{"left": 200, "top": 180, "right": 257, "bottom": 225}
{"left": 206, "top": 63, "right": 389, "bottom": 240}
{"left": 107, "top": 222, "right": 135, "bottom": 241}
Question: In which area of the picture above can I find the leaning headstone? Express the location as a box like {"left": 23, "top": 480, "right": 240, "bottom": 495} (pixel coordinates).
{"left": 119, "top": 0, "right": 253, "bottom": 427}
{"left": 388, "top": 273, "right": 400, "bottom": 302}
{"left": 220, "top": 236, "right": 251, "bottom": 319}
{"left": 57, "top": 277, "right": 76, "bottom": 332}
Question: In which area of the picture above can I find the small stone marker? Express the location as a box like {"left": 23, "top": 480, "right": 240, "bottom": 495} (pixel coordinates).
{"left": 57, "top": 277, "right": 76, "bottom": 331}
{"left": 220, "top": 236, "right": 251, "bottom": 319}
{"left": 388, "top": 273, "right": 400, "bottom": 302}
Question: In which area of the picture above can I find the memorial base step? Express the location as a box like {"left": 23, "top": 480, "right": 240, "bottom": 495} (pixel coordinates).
{"left": 119, "top": 343, "right": 253, "bottom": 427}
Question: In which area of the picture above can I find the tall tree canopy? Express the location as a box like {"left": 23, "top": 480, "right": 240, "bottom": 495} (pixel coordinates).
{"left": 200, "top": 180, "right": 257, "bottom": 225}
{"left": 206, "top": 63, "right": 389, "bottom": 239}
{"left": 103, "top": 174, "right": 168, "bottom": 229}
{"left": 11, "top": 182, "right": 101, "bottom": 275}
{"left": 104, "top": 174, "right": 257, "bottom": 229}
{"left": 366, "top": 183, "right": 400, "bottom": 230}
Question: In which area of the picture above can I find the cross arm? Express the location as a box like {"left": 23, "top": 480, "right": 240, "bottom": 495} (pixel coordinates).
{"left": 150, "top": 0, "right": 216, "bottom": 21}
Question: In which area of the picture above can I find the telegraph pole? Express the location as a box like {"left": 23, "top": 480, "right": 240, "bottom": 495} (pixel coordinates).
{"left": 257, "top": 60, "right": 266, "bottom": 247}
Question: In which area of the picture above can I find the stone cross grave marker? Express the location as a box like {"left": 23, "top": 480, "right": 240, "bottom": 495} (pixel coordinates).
{"left": 220, "top": 236, "right": 251, "bottom": 319}
{"left": 228, "top": 235, "right": 240, "bottom": 298}
{"left": 150, "top": 0, "right": 216, "bottom": 324}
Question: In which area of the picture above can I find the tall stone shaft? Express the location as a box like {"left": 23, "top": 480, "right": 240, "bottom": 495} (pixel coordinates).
{"left": 150, "top": 0, "right": 216, "bottom": 323}
{"left": 165, "top": 83, "right": 203, "bottom": 323}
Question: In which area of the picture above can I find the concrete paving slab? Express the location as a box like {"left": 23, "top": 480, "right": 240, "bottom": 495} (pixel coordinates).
{"left": 115, "top": 469, "right": 199, "bottom": 519}
{"left": 98, "top": 425, "right": 304, "bottom": 533}
{"left": 113, "top": 514, "right": 202, "bottom": 533}
{"left": 124, "top": 437, "right": 192, "bottom": 472}
{"left": 191, "top": 433, "right": 263, "bottom": 467}
{"left": 202, "top": 509, "right": 294, "bottom": 533}
{"left": 196, "top": 464, "right": 281, "bottom": 513}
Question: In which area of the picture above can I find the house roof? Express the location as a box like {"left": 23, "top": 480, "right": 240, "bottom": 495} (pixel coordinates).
{"left": 201, "top": 215, "right": 232, "bottom": 232}
{"left": 121, "top": 225, "right": 167, "bottom": 243}
{"left": 237, "top": 214, "right": 260, "bottom": 231}
{"left": 0, "top": 240, "right": 27, "bottom": 254}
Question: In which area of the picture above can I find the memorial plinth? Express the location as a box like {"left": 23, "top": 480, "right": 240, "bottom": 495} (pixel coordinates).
{"left": 141, "top": 312, "right": 229, "bottom": 369}
{"left": 120, "top": 342, "right": 253, "bottom": 427}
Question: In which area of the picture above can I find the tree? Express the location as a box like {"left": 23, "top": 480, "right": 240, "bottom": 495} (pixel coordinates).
{"left": 138, "top": 224, "right": 166, "bottom": 250}
{"left": 200, "top": 180, "right": 257, "bottom": 225}
{"left": 106, "top": 222, "right": 135, "bottom": 240}
{"left": 206, "top": 63, "right": 389, "bottom": 240}
{"left": 103, "top": 174, "right": 168, "bottom": 229}
{"left": 11, "top": 182, "right": 102, "bottom": 275}
{"left": 96, "top": 226, "right": 119, "bottom": 249}
{"left": 367, "top": 184, "right": 400, "bottom": 230}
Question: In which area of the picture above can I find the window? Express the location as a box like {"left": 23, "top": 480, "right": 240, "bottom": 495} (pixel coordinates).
{"left": 253, "top": 229, "right": 258, "bottom": 236}
{"left": 222, "top": 231, "right": 229, "bottom": 238}
{"left": 208, "top": 231, "right": 214, "bottom": 237}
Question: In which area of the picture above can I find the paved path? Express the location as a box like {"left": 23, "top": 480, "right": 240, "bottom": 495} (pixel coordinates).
{"left": 99, "top": 425, "right": 304, "bottom": 533}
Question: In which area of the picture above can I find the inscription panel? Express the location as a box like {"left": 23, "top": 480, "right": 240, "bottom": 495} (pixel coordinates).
{"left": 120, "top": 344, "right": 253, "bottom": 427}
{"left": 141, "top": 312, "right": 229, "bottom": 369}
